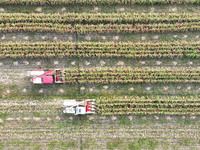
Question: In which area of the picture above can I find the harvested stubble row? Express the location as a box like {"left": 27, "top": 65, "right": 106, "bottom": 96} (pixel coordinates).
{"left": 0, "top": 13, "right": 200, "bottom": 33}
{"left": 0, "top": 101, "right": 60, "bottom": 113}
{"left": 63, "top": 67, "right": 200, "bottom": 83}
{"left": 1, "top": 41, "right": 200, "bottom": 58}
{"left": 1, "top": 125, "right": 199, "bottom": 140}
{"left": 0, "top": 0, "right": 199, "bottom": 5}
{"left": 0, "top": 104, "right": 60, "bottom": 113}
{"left": 96, "top": 96, "right": 200, "bottom": 115}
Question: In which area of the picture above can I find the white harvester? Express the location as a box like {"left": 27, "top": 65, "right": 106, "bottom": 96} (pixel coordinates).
{"left": 62, "top": 99, "right": 96, "bottom": 115}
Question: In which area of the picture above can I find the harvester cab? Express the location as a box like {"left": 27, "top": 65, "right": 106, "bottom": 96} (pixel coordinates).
{"left": 27, "top": 69, "right": 63, "bottom": 84}
{"left": 62, "top": 99, "right": 96, "bottom": 115}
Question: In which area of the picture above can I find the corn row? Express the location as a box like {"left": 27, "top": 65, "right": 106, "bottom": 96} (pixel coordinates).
{"left": 96, "top": 96, "right": 200, "bottom": 115}
{"left": 63, "top": 67, "right": 200, "bottom": 84}
{"left": 76, "top": 42, "right": 200, "bottom": 58}
{"left": 0, "top": 22, "right": 199, "bottom": 33}
{"left": 98, "top": 96, "right": 200, "bottom": 104}
{"left": 1, "top": 41, "right": 199, "bottom": 58}
{"left": 99, "top": 107, "right": 200, "bottom": 115}
{"left": 0, "top": 13, "right": 199, "bottom": 24}
{"left": 0, "top": 42, "right": 76, "bottom": 58}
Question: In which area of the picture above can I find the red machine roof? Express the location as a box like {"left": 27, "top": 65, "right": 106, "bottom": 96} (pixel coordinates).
{"left": 41, "top": 76, "right": 53, "bottom": 83}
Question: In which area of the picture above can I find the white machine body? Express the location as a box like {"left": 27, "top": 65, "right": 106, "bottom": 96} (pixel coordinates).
{"left": 62, "top": 99, "right": 96, "bottom": 115}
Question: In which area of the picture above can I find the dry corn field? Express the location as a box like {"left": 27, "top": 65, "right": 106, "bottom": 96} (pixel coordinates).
{"left": 0, "top": 0, "right": 200, "bottom": 149}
